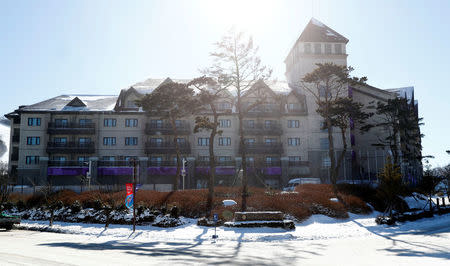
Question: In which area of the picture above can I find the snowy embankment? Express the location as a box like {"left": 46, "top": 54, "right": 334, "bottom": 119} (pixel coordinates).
{"left": 15, "top": 211, "right": 450, "bottom": 243}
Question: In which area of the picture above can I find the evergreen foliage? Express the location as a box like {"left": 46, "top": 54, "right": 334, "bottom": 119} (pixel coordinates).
{"left": 377, "top": 158, "right": 404, "bottom": 217}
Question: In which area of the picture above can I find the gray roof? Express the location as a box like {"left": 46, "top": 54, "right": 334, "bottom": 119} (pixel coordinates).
{"left": 298, "top": 18, "right": 348, "bottom": 43}
{"left": 18, "top": 95, "right": 118, "bottom": 112}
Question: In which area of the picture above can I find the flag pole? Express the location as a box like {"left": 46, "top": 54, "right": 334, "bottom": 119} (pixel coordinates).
{"left": 132, "top": 159, "right": 137, "bottom": 232}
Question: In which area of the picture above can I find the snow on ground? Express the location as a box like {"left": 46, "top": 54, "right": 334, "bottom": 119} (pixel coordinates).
{"left": 15, "top": 211, "right": 450, "bottom": 243}
{"left": 0, "top": 123, "right": 10, "bottom": 163}
{"left": 403, "top": 193, "right": 450, "bottom": 210}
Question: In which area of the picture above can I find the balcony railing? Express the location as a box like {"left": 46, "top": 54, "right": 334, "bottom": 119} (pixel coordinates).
{"left": 98, "top": 160, "right": 133, "bottom": 167}
{"left": 48, "top": 160, "right": 88, "bottom": 167}
{"left": 12, "top": 135, "right": 20, "bottom": 142}
{"left": 246, "top": 105, "right": 281, "bottom": 117}
{"left": 149, "top": 160, "right": 177, "bottom": 167}
{"left": 243, "top": 123, "right": 282, "bottom": 135}
{"left": 239, "top": 142, "right": 283, "bottom": 154}
{"left": 47, "top": 122, "right": 96, "bottom": 135}
{"left": 11, "top": 153, "right": 18, "bottom": 161}
{"left": 287, "top": 107, "right": 307, "bottom": 115}
{"left": 288, "top": 161, "right": 310, "bottom": 167}
{"left": 145, "top": 141, "right": 191, "bottom": 154}
{"left": 145, "top": 122, "right": 191, "bottom": 135}
{"left": 46, "top": 142, "right": 95, "bottom": 154}
{"left": 196, "top": 160, "right": 235, "bottom": 167}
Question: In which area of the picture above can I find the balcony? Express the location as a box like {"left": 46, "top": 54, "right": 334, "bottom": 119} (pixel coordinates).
{"left": 286, "top": 107, "right": 307, "bottom": 115}
{"left": 48, "top": 160, "right": 88, "bottom": 167}
{"left": 47, "top": 122, "right": 95, "bottom": 135}
{"left": 196, "top": 160, "right": 235, "bottom": 167}
{"left": 246, "top": 105, "right": 281, "bottom": 117}
{"left": 98, "top": 160, "right": 133, "bottom": 167}
{"left": 145, "top": 141, "right": 191, "bottom": 154}
{"left": 288, "top": 161, "right": 310, "bottom": 167}
{"left": 46, "top": 142, "right": 95, "bottom": 154}
{"left": 11, "top": 153, "right": 18, "bottom": 161}
{"left": 239, "top": 142, "right": 283, "bottom": 154}
{"left": 145, "top": 122, "right": 191, "bottom": 135}
{"left": 243, "top": 123, "right": 282, "bottom": 135}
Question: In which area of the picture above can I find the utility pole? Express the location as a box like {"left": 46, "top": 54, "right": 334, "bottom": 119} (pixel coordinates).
{"left": 132, "top": 159, "right": 137, "bottom": 233}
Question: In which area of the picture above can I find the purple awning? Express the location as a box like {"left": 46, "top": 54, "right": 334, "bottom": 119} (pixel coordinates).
{"left": 148, "top": 167, "right": 177, "bottom": 175}
{"left": 48, "top": 167, "right": 88, "bottom": 176}
{"left": 195, "top": 167, "right": 236, "bottom": 175}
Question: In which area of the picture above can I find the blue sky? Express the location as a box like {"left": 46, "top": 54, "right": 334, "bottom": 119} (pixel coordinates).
{"left": 1, "top": 0, "right": 449, "bottom": 167}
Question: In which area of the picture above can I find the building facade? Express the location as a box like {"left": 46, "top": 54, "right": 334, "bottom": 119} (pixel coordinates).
{"left": 5, "top": 18, "right": 422, "bottom": 190}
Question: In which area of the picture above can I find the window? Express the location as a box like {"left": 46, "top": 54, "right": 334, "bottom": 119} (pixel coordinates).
{"left": 104, "top": 118, "right": 116, "bottom": 127}
{"left": 218, "top": 156, "right": 232, "bottom": 162}
{"left": 320, "top": 138, "right": 329, "bottom": 150}
{"left": 175, "top": 120, "right": 182, "bottom": 128}
{"left": 27, "top": 118, "right": 41, "bottom": 126}
{"left": 244, "top": 120, "right": 255, "bottom": 128}
{"left": 289, "top": 156, "right": 301, "bottom": 162}
{"left": 288, "top": 120, "right": 300, "bottom": 128}
{"left": 124, "top": 156, "right": 137, "bottom": 161}
{"left": 151, "top": 156, "right": 163, "bottom": 165}
{"left": 265, "top": 120, "right": 275, "bottom": 128}
{"left": 151, "top": 138, "right": 163, "bottom": 146}
{"left": 325, "top": 43, "right": 332, "bottom": 54}
{"left": 176, "top": 138, "right": 186, "bottom": 145}
{"left": 126, "top": 100, "right": 137, "bottom": 108}
{"left": 304, "top": 43, "right": 312, "bottom": 54}
{"left": 319, "top": 85, "right": 332, "bottom": 98}
{"left": 26, "top": 137, "right": 40, "bottom": 145}
{"left": 218, "top": 137, "right": 231, "bottom": 146}
{"left": 288, "top": 103, "right": 302, "bottom": 112}
{"left": 79, "top": 119, "right": 92, "bottom": 126}
{"left": 78, "top": 138, "right": 91, "bottom": 145}
{"left": 52, "top": 156, "right": 66, "bottom": 161}
{"left": 314, "top": 43, "right": 321, "bottom": 54}
{"left": 125, "top": 137, "right": 138, "bottom": 146}
{"left": 55, "top": 119, "right": 68, "bottom": 127}
{"left": 320, "top": 121, "right": 328, "bottom": 132}
{"left": 53, "top": 137, "right": 67, "bottom": 144}
{"left": 125, "top": 119, "right": 138, "bottom": 127}
{"left": 266, "top": 156, "right": 279, "bottom": 164}
{"left": 198, "top": 156, "right": 209, "bottom": 162}
{"left": 217, "top": 102, "right": 232, "bottom": 110}
{"left": 150, "top": 120, "right": 163, "bottom": 128}
{"left": 103, "top": 137, "right": 116, "bottom": 146}
{"left": 78, "top": 156, "right": 89, "bottom": 163}
{"left": 102, "top": 156, "right": 115, "bottom": 161}
{"left": 288, "top": 138, "right": 301, "bottom": 146}
{"left": 244, "top": 138, "right": 255, "bottom": 144}
{"left": 334, "top": 43, "right": 342, "bottom": 54}
{"left": 265, "top": 138, "right": 277, "bottom": 144}
{"left": 198, "top": 138, "right": 209, "bottom": 146}
{"left": 219, "top": 119, "right": 231, "bottom": 128}
{"left": 25, "top": 156, "right": 39, "bottom": 164}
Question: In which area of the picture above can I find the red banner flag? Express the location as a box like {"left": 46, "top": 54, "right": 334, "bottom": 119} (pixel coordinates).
{"left": 125, "top": 183, "right": 134, "bottom": 209}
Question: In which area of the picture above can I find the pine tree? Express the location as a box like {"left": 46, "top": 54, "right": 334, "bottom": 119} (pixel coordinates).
{"left": 377, "top": 158, "right": 404, "bottom": 217}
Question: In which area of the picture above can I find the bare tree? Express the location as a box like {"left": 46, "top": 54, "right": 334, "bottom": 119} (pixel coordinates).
{"left": 204, "top": 29, "right": 271, "bottom": 211}
{"left": 0, "top": 162, "right": 11, "bottom": 212}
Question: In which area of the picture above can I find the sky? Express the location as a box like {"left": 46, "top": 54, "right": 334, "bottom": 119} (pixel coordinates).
{"left": 1, "top": 0, "right": 449, "bottom": 167}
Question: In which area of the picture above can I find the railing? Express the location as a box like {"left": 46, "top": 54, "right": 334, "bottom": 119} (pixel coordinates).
{"left": 287, "top": 108, "right": 307, "bottom": 115}
{"left": 148, "top": 160, "right": 177, "bottom": 167}
{"left": 46, "top": 142, "right": 95, "bottom": 154}
{"left": 288, "top": 161, "right": 310, "bottom": 167}
{"left": 145, "top": 142, "right": 191, "bottom": 154}
{"left": 196, "top": 160, "right": 235, "bottom": 167}
{"left": 243, "top": 123, "right": 282, "bottom": 135}
{"left": 47, "top": 122, "right": 96, "bottom": 135}
{"left": 48, "top": 160, "right": 88, "bottom": 167}
{"left": 239, "top": 142, "right": 283, "bottom": 154}
{"left": 11, "top": 153, "right": 18, "bottom": 161}
{"left": 246, "top": 105, "right": 281, "bottom": 117}
{"left": 98, "top": 160, "right": 133, "bottom": 167}
{"left": 145, "top": 122, "right": 191, "bottom": 135}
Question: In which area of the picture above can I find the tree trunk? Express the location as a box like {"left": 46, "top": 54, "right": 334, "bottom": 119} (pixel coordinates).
{"left": 327, "top": 118, "right": 337, "bottom": 195}
{"left": 333, "top": 129, "right": 348, "bottom": 187}
{"left": 207, "top": 112, "right": 218, "bottom": 217}
{"left": 170, "top": 117, "right": 180, "bottom": 191}
{"left": 239, "top": 113, "right": 248, "bottom": 211}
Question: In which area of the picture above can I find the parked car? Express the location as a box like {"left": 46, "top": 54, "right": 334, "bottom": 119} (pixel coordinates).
{"left": 0, "top": 212, "right": 21, "bottom": 230}
{"left": 282, "top": 178, "right": 321, "bottom": 192}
